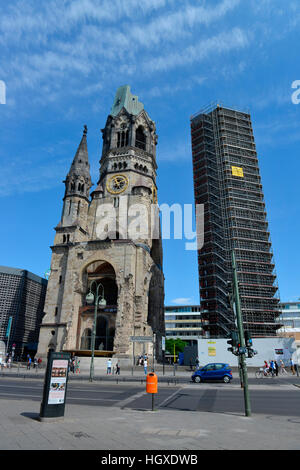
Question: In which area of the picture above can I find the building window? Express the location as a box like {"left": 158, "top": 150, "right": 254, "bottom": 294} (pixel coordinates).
{"left": 135, "top": 126, "right": 146, "bottom": 150}
{"left": 117, "top": 130, "right": 129, "bottom": 148}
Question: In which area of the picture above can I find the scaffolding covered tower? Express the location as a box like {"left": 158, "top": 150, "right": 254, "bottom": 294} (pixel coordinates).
{"left": 191, "top": 103, "right": 281, "bottom": 338}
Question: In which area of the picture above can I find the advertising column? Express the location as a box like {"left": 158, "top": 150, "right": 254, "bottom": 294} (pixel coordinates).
{"left": 39, "top": 351, "right": 71, "bottom": 421}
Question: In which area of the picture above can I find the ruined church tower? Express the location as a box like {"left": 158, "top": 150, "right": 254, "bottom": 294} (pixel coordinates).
{"left": 37, "top": 86, "right": 165, "bottom": 363}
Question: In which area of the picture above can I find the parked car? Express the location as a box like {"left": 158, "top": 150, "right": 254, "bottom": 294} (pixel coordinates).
{"left": 192, "top": 363, "right": 233, "bottom": 383}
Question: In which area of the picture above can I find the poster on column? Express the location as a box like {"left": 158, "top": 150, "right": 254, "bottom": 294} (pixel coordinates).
{"left": 48, "top": 359, "right": 68, "bottom": 404}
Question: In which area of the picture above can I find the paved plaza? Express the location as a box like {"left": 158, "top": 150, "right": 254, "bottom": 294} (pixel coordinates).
{"left": 0, "top": 368, "right": 299, "bottom": 451}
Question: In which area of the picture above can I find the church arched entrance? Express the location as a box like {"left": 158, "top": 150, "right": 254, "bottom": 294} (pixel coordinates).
{"left": 79, "top": 260, "right": 118, "bottom": 354}
{"left": 95, "top": 315, "right": 115, "bottom": 352}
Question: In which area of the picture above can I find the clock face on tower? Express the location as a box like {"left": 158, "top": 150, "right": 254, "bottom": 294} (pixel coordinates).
{"left": 106, "top": 174, "right": 129, "bottom": 194}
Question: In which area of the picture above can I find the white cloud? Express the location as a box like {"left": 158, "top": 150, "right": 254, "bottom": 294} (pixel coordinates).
{"left": 171, "top": 297, "right": 194, "bottom": 305}
{"left": 0, "top": 0, "right": 243, "bottom": 104}
{"left": 145, "top": 27, "right": 249, "bottom": 72}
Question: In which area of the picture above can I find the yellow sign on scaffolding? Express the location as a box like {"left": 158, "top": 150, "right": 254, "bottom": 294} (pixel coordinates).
{"left": 231, "top": 166, "right": 244, "bottom": 177}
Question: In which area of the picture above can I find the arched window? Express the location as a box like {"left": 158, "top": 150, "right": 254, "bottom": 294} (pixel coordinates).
{"left": 117, "top": 130, "right": 129, "bottom": 148}
{"left": 135, "top": 126, "right": 146, "bottom": 150}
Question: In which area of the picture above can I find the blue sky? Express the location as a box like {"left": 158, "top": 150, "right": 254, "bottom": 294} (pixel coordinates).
{"left": 0, "top": 0, "right": 300, "bottom": 305}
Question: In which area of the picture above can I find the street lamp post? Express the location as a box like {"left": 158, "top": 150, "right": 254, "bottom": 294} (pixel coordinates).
{"left": 85, "top": 281, "right": 106, "bottom": 382}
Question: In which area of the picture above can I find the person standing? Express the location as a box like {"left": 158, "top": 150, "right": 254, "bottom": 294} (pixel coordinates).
{"left": 107, "top": 358, "right": 112, "bottom": 375}
{"left": 115, "top": 362, "right": 120, "bottom": 375}
{"left": 144, "top": 358, "right": 148, "bottom": 375}
{"left": 290, "top": 358, "right": 295, "bottom": 375}
{"left": 274, "top": 360, "right": 279, "bottom": 377}
{"left": 27, "top": 355, "right": 31, "bottom": 370}
{"left": 270, "top": 360, "right": 276, "bottom": 377}
{"left": 195, "top": 357, "right": 200, "bottom": 370}
{"left": 75, "top": 358, "right": 80, "bottom": 374}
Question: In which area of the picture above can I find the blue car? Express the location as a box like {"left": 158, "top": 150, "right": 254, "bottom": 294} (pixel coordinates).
{"left": 192, "top": 363, "right": 233, "bottom": 383}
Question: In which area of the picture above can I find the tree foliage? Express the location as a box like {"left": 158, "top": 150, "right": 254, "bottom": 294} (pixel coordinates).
{"left": 165, "top": 338, "right": 187, "bottom": 355}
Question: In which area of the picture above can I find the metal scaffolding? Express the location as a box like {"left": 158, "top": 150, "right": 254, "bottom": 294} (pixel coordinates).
{"left": 191, "top": 105, "right": 281, "bottom": 338}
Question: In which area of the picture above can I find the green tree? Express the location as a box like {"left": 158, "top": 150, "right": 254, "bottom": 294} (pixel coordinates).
{"left": 165, "top": 338, "right": 187, "bottom": 357}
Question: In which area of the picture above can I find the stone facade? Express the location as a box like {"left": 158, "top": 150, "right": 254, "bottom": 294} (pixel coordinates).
{"left": 37, "top": 86, "right": 165, "bottom": 363}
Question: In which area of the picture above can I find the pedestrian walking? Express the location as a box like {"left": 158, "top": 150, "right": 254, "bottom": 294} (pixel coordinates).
{"left": 279, "top": 359, "right": 288, "bottom": 375}
{"left": 144, "top": 358, "right": 148, "bottom": 375}
{"left": 290, "top": 358, "right": 295, "bottom": 375}
{"left": 27, "top": 355, "right": 32, "bottom": 370}
{"left": 269, "top": 360, "right": 275, "bottom": 377}
{"left": 7, "top": 356, "right": 12, "bottom": 369}
{"left": 33, "top": 357, "right": 38, "bottom": 369}
{"left": 195, "top": 357, "right": 200, "bottom": 370}
{"left": 115, "top": 362, "right": 120, "bottom": 375}
{"left": 274, "top": 360, "right": 279, "bottom": 377}
{"left": 75, "top": 359, "right": 80, "bottom": 374}
{"left": 37, "top": 357, "right": 42, "bottom": 369}
{"left": 107, "top": 358, "right": 112, "bottom": 375}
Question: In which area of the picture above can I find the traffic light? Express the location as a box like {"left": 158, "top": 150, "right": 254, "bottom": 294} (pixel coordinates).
{"left": 244, "top": 331, "right": 252, "bottom": 348}
{"left": 244, "top": 331, "right": 258, "bottom": 358}
{"left": 227, "top": 331, "right": 239, "bottom": 356}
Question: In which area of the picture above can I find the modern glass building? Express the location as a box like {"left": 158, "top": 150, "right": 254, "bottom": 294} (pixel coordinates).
{"left": 191, "top": 103, "right": 281, "bottom": 338}
{"left": 0, "top": 266, "right": 47, "bottom": 358}
{"left": 277, "top": 302, "right": 300, "bottom": 332}
{"left": 164, "top": 305, "right": 204, "bottom": 345}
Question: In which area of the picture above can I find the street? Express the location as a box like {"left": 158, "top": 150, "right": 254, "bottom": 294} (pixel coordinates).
{"left": 0, "top": 376, "right": 299, "bottom": 417}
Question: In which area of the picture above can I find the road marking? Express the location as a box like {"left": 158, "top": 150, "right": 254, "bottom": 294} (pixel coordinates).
{"left": 0, "top": 384, "right": 122, "bottom": 394}
{"left": 158, "top": 388, "right": 182, "bottom": 409}
{"left": 0, "top": 392, "right": 119, "bottom": 402}
{"left": 115, "top": 390, "right": 147, "bottom": 408}
{"left": 0, "top": 392, "right": 41, "bottom": 398}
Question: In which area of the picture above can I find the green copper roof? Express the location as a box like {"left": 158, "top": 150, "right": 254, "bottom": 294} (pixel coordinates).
{"left": 110, "top": 85, "right": 144, "bottom": 116}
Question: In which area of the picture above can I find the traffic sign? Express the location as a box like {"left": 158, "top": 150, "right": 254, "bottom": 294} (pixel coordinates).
{"left": 130, "top": 336, "right": 153, "bottom": 343}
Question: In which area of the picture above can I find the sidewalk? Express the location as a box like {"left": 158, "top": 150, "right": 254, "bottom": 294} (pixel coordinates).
{"left": 0, "top": 391, "right": 300, "bottom": 450}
